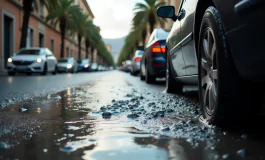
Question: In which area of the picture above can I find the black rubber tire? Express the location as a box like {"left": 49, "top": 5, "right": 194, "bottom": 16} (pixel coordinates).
{"left": 41, "top": 63, "right": 47, "bottom": 75}
{"left": 52, "top": 65, "right": 57, "bottom": 75}
{"left": 145, "top": 63, "right": 155, "bottom": 84}
{"left": 166, "top": 53, "right": 183, "bottom": 94}
{"left": 140, "top": 64, "right": 145, "bottom": 81}
{"left": 26, "top": 72, "right": 32, "bottom": 76}
{"left": 8, "top": 72, "right": 15, "bottom": 76}
{"left": 198, "top": 6, "right": 264, "bottom": 126}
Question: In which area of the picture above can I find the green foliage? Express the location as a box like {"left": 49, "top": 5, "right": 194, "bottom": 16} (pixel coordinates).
{"left": 117, "top": 0, "right": 166, "bottom": 65}
{"left": 45, "top": 0, "right": 114, "bottom": 64}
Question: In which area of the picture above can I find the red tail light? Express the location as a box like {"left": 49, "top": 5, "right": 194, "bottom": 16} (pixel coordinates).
{"left": 135, "top": 57, "right": 141, "bottom": 62}
{"left": 152, "top": 42, "right": 166, "bottom": 53}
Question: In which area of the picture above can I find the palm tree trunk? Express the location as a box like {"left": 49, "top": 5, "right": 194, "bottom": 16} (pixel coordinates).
{"left": 20, "top": 0, "right": 33, "bottom": 49}
{"left": 60, "top": 20, "right": 66, "bottom": 58}
{"left": 141, "top": 28, "right": 147, "bottom": 47}
{"left": 78, "top": 34, "right": 82, "bottom": 60}
{"left": 85, "top": 39, "right": 89, "bottom": 58}
{"left": 149, "top": 23, "right": 154, "bottom": 35}
{"left": 91, "top": 47, "right": 94, "bottom": 63}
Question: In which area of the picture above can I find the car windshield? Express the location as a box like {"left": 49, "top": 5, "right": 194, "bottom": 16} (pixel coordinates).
{"left": 136, "top": 50, "right": 144, "bottom": 56}
{"left": 81, "top": 60, "right": 89, "bottom": 64}
{"left": 17, "top": 49, "right": 41, "bottom": 55}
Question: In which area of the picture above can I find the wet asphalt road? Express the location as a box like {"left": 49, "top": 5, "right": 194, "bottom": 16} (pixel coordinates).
{"left": 1, "top": 70, "right": 265, "bottom": 160}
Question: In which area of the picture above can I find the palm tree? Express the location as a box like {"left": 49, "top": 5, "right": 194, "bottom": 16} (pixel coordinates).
{"left": 133, "top": 0, "right": 166, "bottom": 37}
{"left": 19, "top": 0, "right": 56, "bottom": 49}
{"left": 74, "top": 12, "right": 89, "bottom": 60}
{"left": 83, "top": 20, "right": 100, "bottom": 60}
{"left": 46, "top": 0, "right": 81, "bottom": 58}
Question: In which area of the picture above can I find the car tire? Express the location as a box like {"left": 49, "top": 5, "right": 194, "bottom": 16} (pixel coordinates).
{"left": 41, "top": 63, "right": 47, "bottom": 75}
{"left": 52, "top": 65, "right": 57, "bottom": 75}
{"left": 166, "top": 55, "right": 182, "bottom": 94}
{"left": 140, "top": 63, "right": 145, "bottom": 80}
{"left": 8, "top": 72, "right": 15, "bottom": 76}
{"left": 145, "top": 63, "right": 155, "bottom": 84}
{"left": 26, "top": 72, "right": 32, "bottom": 76}
{"left": 198, "top": 6, "right": 263, "bottom": 126}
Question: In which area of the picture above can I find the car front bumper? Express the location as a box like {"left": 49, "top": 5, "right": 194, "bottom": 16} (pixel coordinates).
{"left": 57, "top": 66, "right": 73, "bottom": 72}
{"left": 7, "top": 61, "right": 45, "bottom": 73}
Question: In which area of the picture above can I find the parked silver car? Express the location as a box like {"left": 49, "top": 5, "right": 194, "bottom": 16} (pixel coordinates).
{"left": 131, "top": 49, "right": 144, "bottom": 76}
{"left": 7, "top": 48, "right": 57, "bottom": 75}
{"left": 57, "top": 57, "right": 78, "bottom": 73}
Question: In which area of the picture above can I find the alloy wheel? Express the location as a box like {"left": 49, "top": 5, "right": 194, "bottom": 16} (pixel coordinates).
{"left": 200, "top": 27, "right": 218, "bottom": 116}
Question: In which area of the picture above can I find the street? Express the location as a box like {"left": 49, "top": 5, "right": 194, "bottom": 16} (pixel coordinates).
{"left": 0, "top": 71, "right": 265, "bottom": 160}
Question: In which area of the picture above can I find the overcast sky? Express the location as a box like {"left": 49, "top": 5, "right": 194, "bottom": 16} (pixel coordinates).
{"left": 87, "top": 0, "right": 143, "bottom": 39}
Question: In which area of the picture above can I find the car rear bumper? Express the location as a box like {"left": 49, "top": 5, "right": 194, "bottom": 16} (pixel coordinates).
{"left": 7, "top": 62, "right": 44, "bottom": 73}
{"left": 148, "top": 58, "right": 166, "bottom": 77}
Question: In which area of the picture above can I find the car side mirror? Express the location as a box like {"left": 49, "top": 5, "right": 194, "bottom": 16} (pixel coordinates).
{"left": 157, "top": 6, "right": 178, "bottom": 22}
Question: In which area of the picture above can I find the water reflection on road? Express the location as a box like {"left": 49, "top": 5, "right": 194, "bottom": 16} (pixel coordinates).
{"left": 1, "top": 72, "right": 265, "bottom": 160}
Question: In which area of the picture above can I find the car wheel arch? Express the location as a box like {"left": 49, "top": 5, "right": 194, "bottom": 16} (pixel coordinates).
{"left": 194, "top": 0, "right": 216, "bottom": 59}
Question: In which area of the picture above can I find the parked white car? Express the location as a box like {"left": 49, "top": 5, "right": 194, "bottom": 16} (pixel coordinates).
{"left": 57, "top": 57, "right": 78, "bottom": 73}
{"left": 7, "top": 48, "right": 57, "bottom": 76}
{"left": 91, "top": 63, "right": 98, "bottom": 71}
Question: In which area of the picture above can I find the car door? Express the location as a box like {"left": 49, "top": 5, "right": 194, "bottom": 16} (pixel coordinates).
{"left": 180, "top": 0, "right": 198, "bottom": 75}
{"left": 167, "top": 1, "right": 187, "bottom": 77}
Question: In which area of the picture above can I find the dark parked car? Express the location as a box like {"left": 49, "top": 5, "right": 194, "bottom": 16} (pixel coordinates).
{"left": 140, "top": 28, "right": 169, "bottom": 83}
{"left": 157, "top": 1, "right": 265, "bottom": 125}
{"left": 78, "top": 59, "right": 91, "bottom": 72}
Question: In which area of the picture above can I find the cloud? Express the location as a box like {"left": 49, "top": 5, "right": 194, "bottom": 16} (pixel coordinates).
{"left": 87, "top": 0, "right": 143, "bottom": 39}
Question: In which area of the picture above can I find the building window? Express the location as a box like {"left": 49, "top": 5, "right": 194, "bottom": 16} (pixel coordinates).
{"left": 50, "top": 39, "right": 54, "bottom": 52}
{"left": 3, "top": 14, "right": 15, "bottom": 69}
{"left": 39, "top": 0, "right": 44, "bottom": 18}
{"left": 38, "top": 32, "right": 44, "bottom": 47}
{"left": 26, "top": 28, "right": 34, "bottom": 48}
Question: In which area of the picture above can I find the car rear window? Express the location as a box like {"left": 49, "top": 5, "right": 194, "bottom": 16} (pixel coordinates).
{"left": 136, "top": 50, "right": 144, "bottom": 56}
{"left": 18, "top": 49, "right": 41, "bottom": 55}
{"left": 157, "top": 30, "right": 170, "bottom": 39}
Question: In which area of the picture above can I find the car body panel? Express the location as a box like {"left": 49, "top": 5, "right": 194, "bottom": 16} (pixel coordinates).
{"left": 164, "top": 0, "right": 265, "bottom": 85}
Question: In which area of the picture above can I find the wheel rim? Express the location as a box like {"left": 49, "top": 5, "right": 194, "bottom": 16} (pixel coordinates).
{"left": 200, "top": 27, "right": 217, "bottom": 116}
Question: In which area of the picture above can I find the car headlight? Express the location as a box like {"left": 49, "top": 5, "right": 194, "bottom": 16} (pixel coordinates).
{"left": 36, "top": 58, "right": 43, "bottom": 63}
{"left": 84, "top": 64, "right": 89, "bottom": 68}
{"left": 67, "top": 64, "right": 72, "bottom": 69}
{"left": 7, "top": 58, "right": 12, "bottom": 63}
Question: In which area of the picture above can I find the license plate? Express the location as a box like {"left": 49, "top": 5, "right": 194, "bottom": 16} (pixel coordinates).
{"left": 16, "top": 66, "right": 28, "bottom": 70}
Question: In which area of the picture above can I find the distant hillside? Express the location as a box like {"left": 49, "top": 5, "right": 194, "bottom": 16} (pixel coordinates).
{"left": 104, "top": 36, "right": 126, "bottom": 63}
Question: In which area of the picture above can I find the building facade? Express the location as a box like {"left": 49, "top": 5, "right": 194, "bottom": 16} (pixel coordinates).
{"left": 0, "top": 0, "right": 95, "bottom": 73}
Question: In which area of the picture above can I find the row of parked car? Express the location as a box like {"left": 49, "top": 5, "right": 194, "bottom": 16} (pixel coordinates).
{"left": 6, "top": 48, "right": 109, "bottom": 75}
{"left": 123, "top": 2, "right": 265, "bottom": 126}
